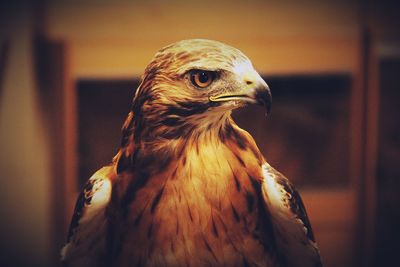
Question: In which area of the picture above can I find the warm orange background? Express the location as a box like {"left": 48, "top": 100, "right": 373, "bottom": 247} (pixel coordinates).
{"left": 0, "top": 0, "right": 399, "bottom": 266}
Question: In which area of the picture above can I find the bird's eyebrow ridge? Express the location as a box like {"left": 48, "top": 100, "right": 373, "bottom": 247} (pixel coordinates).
{"left": 175, "top": 68, "right": 222, "bottom": 78}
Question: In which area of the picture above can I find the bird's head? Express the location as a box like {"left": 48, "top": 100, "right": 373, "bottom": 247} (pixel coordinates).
{"left": 117, "top": 39, "right": 270, "bottom": 173}
{"left": 131, "top": 39, "right": 271, "bottom": 140}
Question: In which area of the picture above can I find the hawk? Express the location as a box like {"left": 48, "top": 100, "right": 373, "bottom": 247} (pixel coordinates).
{"left": 61, "top": 39, "right": 322, "bottom": 267}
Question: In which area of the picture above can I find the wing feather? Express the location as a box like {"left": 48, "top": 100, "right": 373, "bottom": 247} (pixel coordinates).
{"left": 61, "top": 166, "right": 116, "bottom": 266}
{"left": 261, "top": 163, "right": 322, "bottom": 267}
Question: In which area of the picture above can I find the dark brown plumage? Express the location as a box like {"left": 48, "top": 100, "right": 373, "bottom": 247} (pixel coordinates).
{"left": 61, "top": 39, "right": 322, "bottom": 267}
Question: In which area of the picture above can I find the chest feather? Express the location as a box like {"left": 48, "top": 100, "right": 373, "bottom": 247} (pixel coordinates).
{"left": 115, "top": 139, "right": 277, "bottom": 267}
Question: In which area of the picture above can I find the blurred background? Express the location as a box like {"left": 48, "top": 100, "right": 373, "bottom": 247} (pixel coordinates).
{"left": 0, "top": 0, "right": 399, "bottom": 266}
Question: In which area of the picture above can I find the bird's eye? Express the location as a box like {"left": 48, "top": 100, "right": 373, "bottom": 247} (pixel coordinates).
{"left": 190, "top": 70, "right": 215, "bottom": 88}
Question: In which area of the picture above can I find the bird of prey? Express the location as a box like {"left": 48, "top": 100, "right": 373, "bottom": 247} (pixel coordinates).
{"left": 61, "top": 39, "right": 322, "bottom": 267}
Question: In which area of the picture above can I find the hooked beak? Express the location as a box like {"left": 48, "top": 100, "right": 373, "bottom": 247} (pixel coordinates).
{"left": 209, "top": 81, "right": 272, "bottom": 115}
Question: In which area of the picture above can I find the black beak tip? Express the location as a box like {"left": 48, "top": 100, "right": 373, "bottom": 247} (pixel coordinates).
{"left": 255, "top": 88, "right": 272, "bottom": 116}
{"left": 265, "top": 101, "right": 272, "bottom": 116}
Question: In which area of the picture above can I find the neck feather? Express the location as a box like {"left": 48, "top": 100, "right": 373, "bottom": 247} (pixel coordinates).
{"left": 115, "top": 111, "right": 263, "bottom": 175}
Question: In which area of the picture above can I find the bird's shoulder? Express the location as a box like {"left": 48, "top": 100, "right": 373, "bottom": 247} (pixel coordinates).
{"left": 260, "top": 163, "right": 322, "bottom": 267}
{"left": 61, "top": 165, "right": 117, "bottom": 264}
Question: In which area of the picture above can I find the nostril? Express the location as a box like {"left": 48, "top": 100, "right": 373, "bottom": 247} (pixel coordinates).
{"left": 245, "top": 80, "right": 253, "bottom": 85}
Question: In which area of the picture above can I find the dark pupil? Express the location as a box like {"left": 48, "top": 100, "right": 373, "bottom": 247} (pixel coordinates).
{"left": 198, "top": 72, "right": 209, "bottom": 83}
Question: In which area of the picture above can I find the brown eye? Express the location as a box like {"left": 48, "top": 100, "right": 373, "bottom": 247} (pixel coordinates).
{"left": 190, "top": 70, "right": 215, "bottom": 88}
